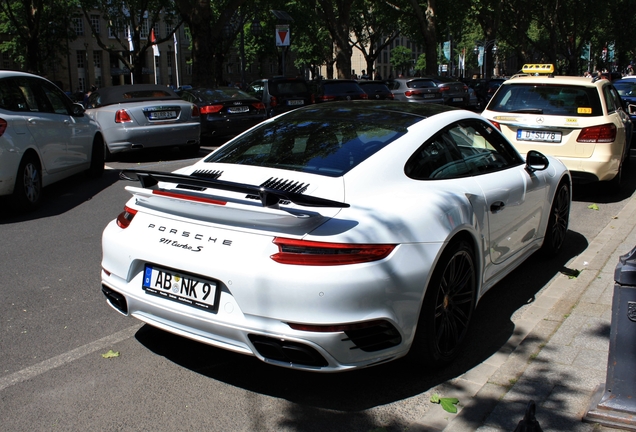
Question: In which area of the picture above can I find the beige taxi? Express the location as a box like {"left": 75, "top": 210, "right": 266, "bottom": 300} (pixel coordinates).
{"left": 481, "top": 64, "right": 632, "bottom": 191}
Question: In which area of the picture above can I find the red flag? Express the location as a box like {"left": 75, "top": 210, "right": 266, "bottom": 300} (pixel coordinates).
{"left": 150, "top": 28, "right": 159, "bottom": 56}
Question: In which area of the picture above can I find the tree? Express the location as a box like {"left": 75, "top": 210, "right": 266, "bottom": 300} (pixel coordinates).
{"left": 79, "top": 0, "right": 182, "bottom": 84}
{"left": 316, "top": 0, "right": 357, "bottom": 79}
{"left": 0, "top": 0, "right": 78, "bottom": 76}
{"left": 390, "top": 45, "right": 412, "bottom": 76}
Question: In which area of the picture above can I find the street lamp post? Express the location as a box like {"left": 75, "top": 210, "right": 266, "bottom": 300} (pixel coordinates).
{"left": 474, "top": 39, "right": 497, "bottom": 78}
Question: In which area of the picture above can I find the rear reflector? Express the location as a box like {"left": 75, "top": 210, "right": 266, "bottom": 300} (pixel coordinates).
{"left": 288, "top": 319, "right": 390, "bottom": 333}
{"left": 116, "top": 205, "right": 137, "bottom": 228}
{"left": 153, "top": 189, "right": 226, "bottom": 205}
{"left": 577, "top": 123, "right": 616, "bottom": 143}
{"left": 271, "top": 238, "right": 395, "bottom": 266}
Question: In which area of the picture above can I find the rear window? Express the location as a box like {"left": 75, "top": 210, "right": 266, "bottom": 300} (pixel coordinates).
{"left": 488, "top": 83, "right": 603, "bottom": 116}
{"left": 270, "top": 81, "right": 309, "bottom": 96}
{"left": 407, "top": 80, "right": 437, "bottom": 89}
{"left": 205, "top": 106, "right": 418, "bottom": 177}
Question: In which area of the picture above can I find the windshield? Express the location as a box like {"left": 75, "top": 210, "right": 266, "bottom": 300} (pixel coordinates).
{"left": 488, "top": 83, "right": 603, "bottom": 116}
{"left": 205, "top": 105, "right": 419, "bottom": 177}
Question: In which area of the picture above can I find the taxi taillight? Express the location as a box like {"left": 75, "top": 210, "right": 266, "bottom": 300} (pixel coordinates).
{"left": 577, "top": 123, "right": 616, "bottom": 143}
{"left": 115, "top": 109, "right": 132, "bottom": 123}
{"left": 116, "top": 206, "right": 137, "bottom": 228}
{"left": 489, "top": 120, "right": 502, "bottom": 131}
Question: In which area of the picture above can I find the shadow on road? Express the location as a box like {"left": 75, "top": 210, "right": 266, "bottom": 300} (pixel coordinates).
{"left": 134, "top": 229, "right": 588, "bottom": 415}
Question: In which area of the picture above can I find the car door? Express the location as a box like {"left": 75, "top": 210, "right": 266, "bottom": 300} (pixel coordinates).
{"left": 36, "top": 79, "right": 94, "bottom": 168}
{"left": 425, "top": 120, "right": 547, "bottom": 274}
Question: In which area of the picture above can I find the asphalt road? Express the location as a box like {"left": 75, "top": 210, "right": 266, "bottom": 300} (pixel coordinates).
{"left": 1, "top": 145, "right": 635, "bottom": 431}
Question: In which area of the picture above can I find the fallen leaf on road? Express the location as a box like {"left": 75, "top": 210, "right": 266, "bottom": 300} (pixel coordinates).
{"left": 588, "top": 203, "right": 599, "bottom": 210}
{"left": 101, "top": 350, "right": 120, "bottom": 359}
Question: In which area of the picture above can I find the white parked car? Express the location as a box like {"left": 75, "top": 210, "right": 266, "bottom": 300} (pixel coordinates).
{"left": 101, "top": 101, "right": 571, "bottom": 372}
{"left": 0, "top": 71, "right": 103, "bottom": 210}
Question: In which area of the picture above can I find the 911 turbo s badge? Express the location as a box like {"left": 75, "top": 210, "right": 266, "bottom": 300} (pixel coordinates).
{"left": 148, "top": 223, "right": 233, "bottom": 252}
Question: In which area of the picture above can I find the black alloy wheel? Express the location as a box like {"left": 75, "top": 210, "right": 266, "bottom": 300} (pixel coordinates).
{"left": 540, "top": 181, "right": 570, "bottom": 258}
{"left": 412, "top": 239, "right": 476, "bottom": 366}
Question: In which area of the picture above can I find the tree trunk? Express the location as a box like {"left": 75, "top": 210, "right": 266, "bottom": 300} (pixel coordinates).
{"left": 409, "top": 0, "right": 438, "bottom": 76}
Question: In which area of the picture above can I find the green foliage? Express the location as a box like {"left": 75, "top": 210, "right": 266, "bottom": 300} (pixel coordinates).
{"left": 430, "top": 393, "right": 460, "bottom": 413}
{"left": 390, "top": 45, "right": 412, "bottom": 76}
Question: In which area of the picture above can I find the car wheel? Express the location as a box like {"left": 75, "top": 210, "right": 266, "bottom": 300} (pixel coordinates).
{"left": 411, "top": 238, "right": 476, "bottom": 366}
{"left": 13, "top": 153, "right": 42, "bottom": 211}
{"left": 87, "top": 135, "right": 105, "bottom": 178}
{"left": 539, "top": 180, "right": 570, "bottom": 258}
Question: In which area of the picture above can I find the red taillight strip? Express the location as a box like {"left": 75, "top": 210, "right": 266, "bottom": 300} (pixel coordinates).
{"left": 116, "top": 205, "right": 137, "bottom": 228}
{"left": 288, "top": 319, "right": 389, "bottom": 333}
{"left": 577, "top": 123, "right": 616, "bottom": 143}
{"left": 271, "top": 238, "right": 396, "bottom": 266}
{"left": 0, "top": 118, "right": 7, "bottom": 137}
{"left": 153, "top": 189, "right": 227, "bottom": 205}
{"left": 200, "top": 104, "right": 223, "bottom": 114}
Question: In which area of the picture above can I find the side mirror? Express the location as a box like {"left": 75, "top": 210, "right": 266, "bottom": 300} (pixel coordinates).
{"left": 525, "top": 150, "right": 549, "bottom": 172}
{"left": 71, "top": 103, "right": 86, "bottom": 116}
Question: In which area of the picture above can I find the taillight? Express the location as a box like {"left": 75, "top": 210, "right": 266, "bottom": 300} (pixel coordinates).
{"left": 152, "top": 189, "right": 226, "bottom": 205}
{"left": 271, "top": 238, "right": 396, "bottom": 266}
{"left": 270, "top": 96, "right": 277, "bottom": 107}
{"left": 577, "top": 123, "right": 616, "bottom": 143}
{"left": 252, "top": 102, "right": 265, "bottom": 110}
{"left": 404, "top": 90, "right": 418, "bottom": 97}
{"left": 0, "top": 118, "right": 7, "bottom": 137}
{"left": 388, "top": 93, "right": 394, "bottom": 99}
{"left": 191, "top": 104, "right": 200, "bottom": 117}
{"left": 115, "top": 109, "right": 132, "bottom": 123}
{"left": 489, "top": 120, "right": 502, "bottom": 131}
{"left": 116, "top": 205, "right": 137, "bottom": 228}
{"left": 318, "top": 95, "right": 336, "bottom": 102}
{"left": 360, "top": 93, "right": 368, "bottom": 99}
{"left": 438, "top": 85, "right": 449, "bottom": 92}
{"left": 200, "top": 104, "right": 223, "bottom": 115}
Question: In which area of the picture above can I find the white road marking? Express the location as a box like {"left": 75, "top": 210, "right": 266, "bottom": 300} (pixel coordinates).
{"left": 0, "top": 325, "right": 140, "bottom": 392}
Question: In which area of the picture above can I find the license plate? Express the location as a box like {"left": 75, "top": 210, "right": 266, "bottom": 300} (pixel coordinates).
{"left": 453, "top": 97, "right": 464, "bottom": 102}
{"left": 517, "top": 129, "right": 562, "bottom": 143}
{"left": 228, "top": 106, "right": 249, "bottom": 113}
{"left": 148, "top": 111, "right": 177, "bottom": 120}
{"left": 142, "top": 265, "right": 217, "bottom": 311}
{"left": 287, "top": 100, "right": 304, "bottom": 106}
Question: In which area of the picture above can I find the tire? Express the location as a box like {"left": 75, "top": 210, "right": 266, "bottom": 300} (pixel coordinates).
{"left": 539, "top": 180, "right": 570, "bottom": 258}
{"left": 13, "top": 153, "right": 42, "bottom": 211}
{"left": 411, "top": 238, "right": 477, "bottom": 367}
{"left": 87, "top": 135, "right": 105, "bottom": 178}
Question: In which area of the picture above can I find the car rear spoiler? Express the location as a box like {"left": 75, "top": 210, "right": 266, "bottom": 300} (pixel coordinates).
{"left": 120, "top": 169, "right": 350, "bottom": 209}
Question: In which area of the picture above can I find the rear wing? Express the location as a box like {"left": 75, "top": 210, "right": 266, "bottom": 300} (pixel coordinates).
{"left": 120, "top": 169, "right": 350, "bottom": 209}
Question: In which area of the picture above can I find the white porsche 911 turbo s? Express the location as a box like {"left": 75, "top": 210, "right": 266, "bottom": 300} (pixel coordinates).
{"left": 101, "top": 101, "right": 571, "bottom": 372}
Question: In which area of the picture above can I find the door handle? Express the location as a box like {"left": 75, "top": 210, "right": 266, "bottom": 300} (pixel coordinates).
{"left": 490, "top": 201, "right": 505, "bottom": 213}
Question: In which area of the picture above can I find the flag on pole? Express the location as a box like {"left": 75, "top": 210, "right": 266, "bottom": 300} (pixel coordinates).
{"left": 150, "top": 28, "right": 159, "bottom": 56}
{"left": 173, "top": 32, "right": 178, "bottom": 54}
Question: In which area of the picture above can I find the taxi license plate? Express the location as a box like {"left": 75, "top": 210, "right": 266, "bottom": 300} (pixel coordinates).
{"left": 517, "top": 129, "right": 562, "bottom": 143}
{"left": 142, "top": 265, "right": 217, "bottom": 312}
{"left": 149, "top": 111, "right": 177, "bottom": 120}
{"left": 228, "top": 106, "right": 249, "bottom": 113}
{"left": 287, "top": 99, "right": 304, "bottom": 106}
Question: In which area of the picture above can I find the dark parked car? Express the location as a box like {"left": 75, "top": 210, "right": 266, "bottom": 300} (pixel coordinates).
{"left": 473, "top": 78, "right": 506, "bottom": 109}
{"left": 358, "top": 80, "right": 394, "bottom": 100}
{"left": 246, "top": 77, "right": 312, "bottom": 117}
{"left": 310, "top": 79, "right": 369, "bottom": 103}
{"left": 423, "top": 75, "right": 470, "bottom": 107}
{"left": 386, "top": 78, "right": 444, "bottom": 104}
{"left": 177, "top": 87, "right": 266, "bottom": 140}
{"left": 613, "top": 78, "right": 636, "bottom": 143}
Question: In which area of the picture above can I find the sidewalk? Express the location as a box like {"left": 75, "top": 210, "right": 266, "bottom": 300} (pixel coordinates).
{"left": 415, "top": 195, "right": 636, "bottom": 431}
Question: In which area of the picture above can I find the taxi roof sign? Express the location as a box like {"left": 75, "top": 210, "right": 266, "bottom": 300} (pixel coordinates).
{"left": 521, "top": 64, "right": 555, "bottom": 74}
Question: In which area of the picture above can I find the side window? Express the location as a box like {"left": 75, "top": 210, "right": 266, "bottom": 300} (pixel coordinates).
{"left": 405, "top": 120, "right": 522, "bottom": 180}
{"left": 603, "top": 85, "right": 621, "bottom": 112}
{"left": 180, "top": 92, "right": 196, "bottom": 103}
{"left": 0, "top": 78, "right": 29, "bottom": 112}
{"left": 39, "top": 80, "right": 72, "bottom": 115}
{"left": 14, "top": 78, "right": 40, "bottom": 111}
{"left": 247, "top": 83, "right": 264, "bottom": 99}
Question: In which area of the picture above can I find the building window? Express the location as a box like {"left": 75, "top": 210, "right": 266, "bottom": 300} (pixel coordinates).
{"left": 140, "top": 19, "right": 149, "bottom": 39}
{"left": 153, "top": 23, "right": 160, "bottom": 38}
{"left": 90, "top": 14, "right": 100, "bottom": 34}
{"left": 73, "top": 17, "right": 84, "bottom": 36}
{"left": 78, "top": 77, "right": 86, "bottom": 92}
{"left": 77, "top": 51, "right": 86, "bottom": 69}
{"left": 93, "top": 51, "right": 102, "bottom": 68}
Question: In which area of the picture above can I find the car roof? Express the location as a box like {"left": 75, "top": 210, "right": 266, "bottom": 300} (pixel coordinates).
{"left": 93, "top": 84, "right": 181, "bottom": 106}
{"left": 501, "top": 75, "right": 606, "bottom": 88}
